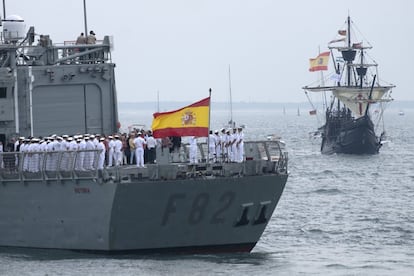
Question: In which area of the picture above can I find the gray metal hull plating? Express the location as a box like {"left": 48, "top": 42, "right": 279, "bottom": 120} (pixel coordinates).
{"left": 0, "top": 173, "right": 287, "bottom": 253}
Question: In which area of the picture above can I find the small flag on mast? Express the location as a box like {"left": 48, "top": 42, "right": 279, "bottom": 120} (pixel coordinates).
{"left": 328, "top": 37, "right": 346, "bottom": 44}
{"left": 338, "top": 30, "right": 347, "bottom": 36}
{"left": 309, "top": 51, "right": 330, "bottom": 72}
{"left": 352, "top": 42, "right": 363, "bottom": 49}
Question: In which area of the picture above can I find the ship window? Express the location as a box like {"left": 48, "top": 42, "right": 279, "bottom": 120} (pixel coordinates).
{"left": 0, "top": 87, "right": 6, "bottom": 98}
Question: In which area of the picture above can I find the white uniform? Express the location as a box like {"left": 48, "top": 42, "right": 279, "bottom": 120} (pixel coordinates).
{"left": 189, "top": 137, "right": 198, "bottom": 164}
{"left": 236, "top": 129, "right": 244, "bottom": 163}
{"left": 76, "top": 139, "right": 86, "bottom": 170}
{"left": 28, "top": 141, "right": 40, "bottom": 172}
{"left": 215, "top": 133, "right": 221, "bottom": 162}
{"left": 230, "top": 130, "right": 237, "bottom": 162}
{"left": 134, "top": 135, "right": 146, "bottom": 168}
{"left": 114, "top": 138, "right": 123, "bottom": 166}
{"left": 46, "top": 139, "right": 57, "bottom": 171}
{"left": 85, "top": 139, "right": 95, "bottom": 170}
{"left": 108, "top": 138, "right": 115, "bottom": 166}
{"left": 21, "top": 142, "right": 30, "bottom": 171}
{"left": 208, "top": 133, "right": 216, "bottom": 162}
{"left": 97, "top": 140, "right": 106, "bottom": 169}
{"left": 38, "top": 140, "right": 47, "bottom": 171}
{"left": 0, "top": 142, "right": 3, "bottom": 168}
{"left": 68, "top": 139, "right": 78, "bottom": 171}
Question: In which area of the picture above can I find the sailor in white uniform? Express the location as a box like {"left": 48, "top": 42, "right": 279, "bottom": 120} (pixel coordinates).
{"left": 208, "top": 130, "right": 216, "bottom": 162}
{"left": 84, "top": 136, "right": 95, "bottom": 170}
{"left": 113, "top": 135, "right": 123, "bottom": 166}
{"left": 230, "top": 128, "right": 238, "bottom": 162}
{"left": 236, "top": 127, "right": 244, "bottom": 163}
{"left": 189, "top": 136, "right": 198, "bottom": 164}
{"left": 97, "top": 137, "right": 106, "bottom": 170}
{"left": 214, "top": 130, "right": 221, "bottom": 162}
{"left": 134, "top": 132, "right": 147, "bottom": 168}
{"left": 107, "top": 136, "right": 115, "bottom": 167}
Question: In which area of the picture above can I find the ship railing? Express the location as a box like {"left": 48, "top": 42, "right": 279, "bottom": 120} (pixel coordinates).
{"left": 0, "top": 141, "right": 288, "bottom": 182}
{"left": 168, "top": 140, "right": 287, "bottom": 165}
{"left": 107, "top": 140, "right": 288, "bottom": 182}
{"left": 0, "top": 150, "right": 102, "bottom": 182}
{"left": 15, "top": 36, "right": 113, "bottom": 66}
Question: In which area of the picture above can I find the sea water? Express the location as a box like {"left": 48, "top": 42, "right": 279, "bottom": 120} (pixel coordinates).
{"left": 1, "top": 105, "right": 413, "bottom": 275}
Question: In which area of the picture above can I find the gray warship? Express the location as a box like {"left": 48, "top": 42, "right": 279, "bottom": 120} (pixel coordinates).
{"left": 0, "top": 14, "right": 288, "bottom": 253}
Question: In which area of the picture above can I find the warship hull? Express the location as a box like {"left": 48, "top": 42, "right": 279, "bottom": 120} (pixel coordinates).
{"left": 0, "top": 163, "right": 287, "bottom": 253}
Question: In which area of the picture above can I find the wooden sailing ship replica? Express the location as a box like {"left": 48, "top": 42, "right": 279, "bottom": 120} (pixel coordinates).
{"left": 303, "top": 15, "right": 395, "bottom": 154}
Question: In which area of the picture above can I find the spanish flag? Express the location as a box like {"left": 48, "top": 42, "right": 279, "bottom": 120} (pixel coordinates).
{"left": 309, "top": 51, "right": 330, "bottom": 72}
{"left": 151, "top": 97, "right": 210, "bottom": 138}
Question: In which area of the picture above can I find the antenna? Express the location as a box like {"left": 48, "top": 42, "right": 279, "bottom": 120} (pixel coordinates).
{"left": 83, "top": 0, "right": 88, "bottom": 40}
{"left": 157, "top": 90, "right": 159, "bottom": 112}
{"left": 228, "top": 65, "right": 234, "bottom": 127}
{"left": 2, "top": 0, "right": 6, "bottom": 20}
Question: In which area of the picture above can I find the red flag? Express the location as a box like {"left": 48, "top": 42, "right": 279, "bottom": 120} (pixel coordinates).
{"left": 309, "top": 110, "right": 317, "bottom": 115}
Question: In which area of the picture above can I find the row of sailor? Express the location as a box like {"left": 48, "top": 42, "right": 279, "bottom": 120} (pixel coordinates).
{"left": 15, "top": 134, "right": 106, "bottom": 172}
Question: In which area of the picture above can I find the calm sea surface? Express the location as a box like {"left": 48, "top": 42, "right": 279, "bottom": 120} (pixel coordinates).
{"left": 1, "top": 105, "right": 413, "bottom": 275}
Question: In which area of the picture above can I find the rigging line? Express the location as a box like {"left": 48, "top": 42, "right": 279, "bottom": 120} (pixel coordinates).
{"left": 228, "top": 65, "right": 234, "bottom": 127}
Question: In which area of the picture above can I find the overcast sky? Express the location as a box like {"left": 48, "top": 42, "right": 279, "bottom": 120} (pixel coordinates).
{"left": 4, "top": 0, "right": 413, "bottom": 103}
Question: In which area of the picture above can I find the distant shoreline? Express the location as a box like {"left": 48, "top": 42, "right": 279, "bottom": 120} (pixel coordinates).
{"left": 118, "top": 100, "right": 414, "bottom": 110}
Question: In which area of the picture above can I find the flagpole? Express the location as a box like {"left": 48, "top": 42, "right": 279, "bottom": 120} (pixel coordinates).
{"left": 207, "top": 88, "right": 212, "bottom": 164}
{"left": 157, "top": 90, "right": 159, "bottom": 112}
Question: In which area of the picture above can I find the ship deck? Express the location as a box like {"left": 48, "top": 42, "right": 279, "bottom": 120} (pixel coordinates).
{"left": 0, "top": 140, "right": 288, "bottom": 183}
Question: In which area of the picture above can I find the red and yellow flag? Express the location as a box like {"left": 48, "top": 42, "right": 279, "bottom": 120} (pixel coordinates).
{"left": 151, "top": 97, "right": 210, "bottom": 138}
{"left": 309, "top": 51, "right": 330, "bottom": 72}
